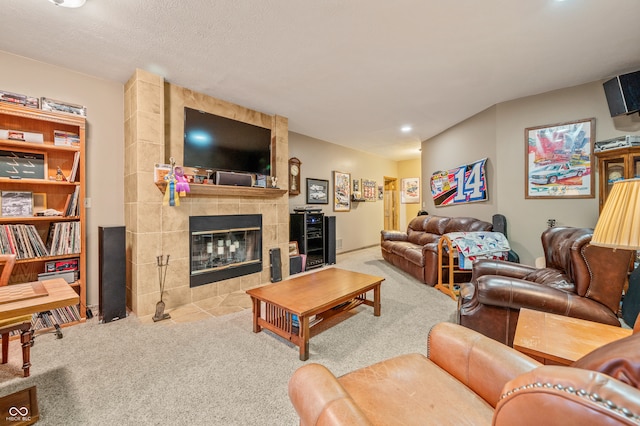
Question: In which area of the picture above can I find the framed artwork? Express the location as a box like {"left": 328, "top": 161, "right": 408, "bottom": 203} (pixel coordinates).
{"left": 525, "top": 118, "right": 595, "bottom": 199}
{"left": 401, "top": 177, "right": 420, "bottom": 204}
{"left": 1, "top": 191, "right": 33, "bottom": 217}
{"left": 0, "top": 149, "right": 46, "bottom": 179}
{"left": 306, "top": 178, "right": 329, "bottom": 204}
{"left": 333, "top": 171, "right": 351, "bottom": 211}
{"left": 352, "top": 178, "right": 361, "bottom": 193}
{"left": 362, "top": 179, "right": 376, "bottom": 201}
{"left": 378, "top": 185, "right": 384, "bottom": 200}
{"left": 288, "top": 241, "right": 299, "bottom": 256}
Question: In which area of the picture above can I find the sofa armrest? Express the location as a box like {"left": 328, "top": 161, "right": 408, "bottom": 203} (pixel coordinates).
{"left": 471, "top": 259, "right": 536, "bottom": 280}
{"left": 380, "top": 230, "right": 408, "bottom": 242}
{"left": 289, "top": 363, "right": 372, "bottom": 426}
{"left": 495, "top": 366, "right": 640, "bottom": 425}
{"left": 428, "top": 322, "right": 541, "bottom": 407}
{"left": 475, "top": 276, "right": 620, "bottom": 326}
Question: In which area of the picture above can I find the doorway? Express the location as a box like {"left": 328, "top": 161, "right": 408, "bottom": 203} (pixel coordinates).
{"left": 383, "top": 177, "right": 399, "bottom": 230}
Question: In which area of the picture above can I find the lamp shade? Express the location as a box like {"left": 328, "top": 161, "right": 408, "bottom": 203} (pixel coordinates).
{"left": 592, "top": 178, "right": 640, "bottom": 249}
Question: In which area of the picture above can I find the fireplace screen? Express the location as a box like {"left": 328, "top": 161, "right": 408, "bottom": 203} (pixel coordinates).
{"left": 190, "top": 215, "right": 262, "bottom": 287}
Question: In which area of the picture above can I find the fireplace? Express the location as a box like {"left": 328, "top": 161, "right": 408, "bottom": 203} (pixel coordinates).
{"left": 189, "top": 215, "right": 262, "bottom": 287}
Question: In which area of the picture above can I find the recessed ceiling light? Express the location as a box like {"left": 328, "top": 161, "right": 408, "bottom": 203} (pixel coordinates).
{"left": 48, "top": 0, "right": 86, "bottom": 8}
{"left": 401, "top": 125, "right": 412, "bottom": 133}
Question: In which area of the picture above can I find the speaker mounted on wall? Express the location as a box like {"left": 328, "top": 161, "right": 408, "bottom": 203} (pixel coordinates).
{"left": 603, "top": 70, "right": 640, "bottom": 117}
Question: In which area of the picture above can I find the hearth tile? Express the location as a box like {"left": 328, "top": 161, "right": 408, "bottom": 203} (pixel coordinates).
{"left": 193, "top": 296, "right": 224, "bottom": 310}
{"left": 206, "top": 306, "right": 245, "bottom": 317}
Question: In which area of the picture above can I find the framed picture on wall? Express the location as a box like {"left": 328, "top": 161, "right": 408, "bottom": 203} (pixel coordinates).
{"left": 333, "top": 171, "right": 351, "bottom": 211}
{"left": 401, "top": 177, "right": 420, "bottom": 204}
{"left": 362, "top": 179, "right": 376, "bottom": 201}
{"left": 306, "top": 178, "right": 329, "bottom": 204}
{"left": 525, "top": 118, "right": 595, "bottom": 199}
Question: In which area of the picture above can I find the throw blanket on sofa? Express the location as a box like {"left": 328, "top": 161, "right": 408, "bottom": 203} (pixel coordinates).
{"left": 445, "top": 232, "right": 510, "bottom": 269}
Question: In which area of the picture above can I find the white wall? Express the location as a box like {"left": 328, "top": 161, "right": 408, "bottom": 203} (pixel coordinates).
{"left": 288, "top": 132, "right": 398, "bottom": 253}
{"left": 421, "top": 106, "right": 498, "bottom": 222}
{"left": 423, "top": 81, "right": 640, "bottom": 266}
{"left": 0, "top": 51, "right": 125, "bottom": 306}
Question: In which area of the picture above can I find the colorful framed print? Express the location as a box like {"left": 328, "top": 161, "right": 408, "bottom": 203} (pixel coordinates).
{"left": 401, "top": 177, "right": 420, "bottom": 204}
{"left": 525, "top": 118, "right": 595, "bottom": 199}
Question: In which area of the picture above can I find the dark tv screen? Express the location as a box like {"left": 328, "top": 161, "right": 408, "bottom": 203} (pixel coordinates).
{"left": 183, "top": 107, "right": 271, "bottom": 175}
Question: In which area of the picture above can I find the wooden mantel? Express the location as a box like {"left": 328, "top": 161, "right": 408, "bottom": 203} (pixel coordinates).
{"left": 155, "top": 181, "right": 287, "bottom": 198}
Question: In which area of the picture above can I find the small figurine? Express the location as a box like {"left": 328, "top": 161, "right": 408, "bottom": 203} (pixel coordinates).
{"left": 271, "top": 176, "right": 278, "bottom": 188}
{"left": 55, "top": 166, "right": 66, "bottom": 181}
{"left": 174, "top": 166, "right": 190, "bottom": 197}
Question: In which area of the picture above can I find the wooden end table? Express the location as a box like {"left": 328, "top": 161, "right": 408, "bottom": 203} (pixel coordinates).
{"left": 513, "top": 308, "right": 632, "bottom": 366}
{"left": 246, "top": 268, "right": 384, "bottom": 361}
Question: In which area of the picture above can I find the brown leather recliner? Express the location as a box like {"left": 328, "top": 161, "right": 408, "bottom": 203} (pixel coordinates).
{"left": 458, "top": 227, "right": 633, "bottom": 346}
{"left": 288, "top": 322, "right": 640, "bottom": 425}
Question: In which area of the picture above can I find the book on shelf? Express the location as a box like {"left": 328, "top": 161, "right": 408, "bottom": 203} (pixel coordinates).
{"left": 68, "top": 151, "right": 80, "bottom": 182}
{"left": 46, "top": 221, "right": 81, "bottom": 256}
{"left": 53, "top": 130, "right": 80, "bottom": 146}
{"left": 65, "top": 186, "right": 80, "bottom": 217}
{"left": 0, "top": 224, "right": 49, "bottom": 259}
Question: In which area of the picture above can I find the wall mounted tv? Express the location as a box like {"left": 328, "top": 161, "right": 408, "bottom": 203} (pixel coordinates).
{"left": 183, "top": 107, "right": 272, "bottom": 175}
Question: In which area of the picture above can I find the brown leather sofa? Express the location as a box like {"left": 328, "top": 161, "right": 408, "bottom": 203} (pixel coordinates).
{"left": 458, "top": 227, "right": 634, "bottom": 346}
{"left": 288, "top": 322, "right": 640, "bottom": 425}
{"left": 380, "top": 215, "right": 492, "bottom": 286}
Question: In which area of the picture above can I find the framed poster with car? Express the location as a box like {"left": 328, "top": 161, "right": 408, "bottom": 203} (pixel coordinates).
{"left": 401, "top": 177, "right": 420, "bottom": 204}
{"left": 306, "top": 178, "right": 328, "bottom": 204}
{"left": 333, "top": 171, "right": 351, "bottom": 211}
{"left": 525, "top": 118, "right": 595, "bottom": 199}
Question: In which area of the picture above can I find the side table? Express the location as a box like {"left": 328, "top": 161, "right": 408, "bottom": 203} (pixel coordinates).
{"left": 513, "top": 308, "right": 632, "bottom": 366}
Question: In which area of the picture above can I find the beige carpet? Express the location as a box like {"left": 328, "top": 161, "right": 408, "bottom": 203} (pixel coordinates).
{"left": 0, "top": 246, "right": 457, "bottom": 425}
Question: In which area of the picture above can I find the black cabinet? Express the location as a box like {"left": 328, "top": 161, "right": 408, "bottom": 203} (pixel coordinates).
{"left": 290, "top": 212, "right": 325, "bottom": 270}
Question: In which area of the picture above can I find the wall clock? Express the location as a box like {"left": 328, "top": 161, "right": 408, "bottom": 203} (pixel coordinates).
{"left": 289, "top": 157, "right": 301, "bottom": 195}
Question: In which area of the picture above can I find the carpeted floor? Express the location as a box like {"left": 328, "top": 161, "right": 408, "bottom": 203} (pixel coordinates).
{"left": 0, "top": 246, "right": 457, "bottom": 425}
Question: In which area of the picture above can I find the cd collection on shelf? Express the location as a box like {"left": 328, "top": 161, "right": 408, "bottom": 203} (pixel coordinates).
{"left": 0, "top": 221, "right": 81, "bottom": 258}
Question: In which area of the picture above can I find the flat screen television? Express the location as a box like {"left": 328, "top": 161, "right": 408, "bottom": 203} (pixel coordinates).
{"left": 183, "top": 107, "right": 271, "bottom": 175}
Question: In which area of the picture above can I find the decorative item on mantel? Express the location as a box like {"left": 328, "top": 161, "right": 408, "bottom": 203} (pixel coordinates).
{"left": 162, "top": 158, "right": 190, "bottom": 206}
{"left": 153, "top": 255, "right": 171, "bottom": 322}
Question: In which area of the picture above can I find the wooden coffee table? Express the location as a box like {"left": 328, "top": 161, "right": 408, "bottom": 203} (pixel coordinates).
{"left": 513, "top": 308, "right": 632, "bottom": 365}
{"left": 246, "top": 268, "right": 384, "bottom": 360}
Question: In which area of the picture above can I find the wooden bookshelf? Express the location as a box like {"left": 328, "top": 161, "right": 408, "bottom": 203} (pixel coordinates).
{"left": 0, "top": 102, "right": 86, "bottom": 326}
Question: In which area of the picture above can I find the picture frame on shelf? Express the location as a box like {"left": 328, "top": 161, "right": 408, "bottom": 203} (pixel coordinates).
{"left": 401, "top": 177, "right": 420, "bottom": 204}
{"left": 0, "top": 149, "right": 46, "bottom": 179}
{"left": 1, "top": 191, "right": 33, "bottom": 217}
{"left": 306, "top": 178, "right": 329, "bottom": 204}
{"left": 333, "top": 171, "right": 351, "bottom": 212}
{"left": 352, "top": 178, "right": 361, "bottom": 193}
{"left": 525, "top": 118, "right": 595, "bottom": 199}
{"left": 288, "top": 241, "right": 299, "bottom": 257}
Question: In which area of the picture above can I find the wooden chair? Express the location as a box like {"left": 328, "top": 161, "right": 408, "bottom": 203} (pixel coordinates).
{"left": 0, "top": 254, "right": 34, "bottom": 377}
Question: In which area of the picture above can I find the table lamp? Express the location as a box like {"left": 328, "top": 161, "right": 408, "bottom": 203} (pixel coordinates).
{"left": 592, "top": 178, "right": 640, "bottom": 250}
{"left": 592, "top": 178, "right": 640, "bottom": 327}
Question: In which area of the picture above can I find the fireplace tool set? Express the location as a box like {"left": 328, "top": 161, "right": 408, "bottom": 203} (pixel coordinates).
{"left": 153, "top": 254, "right": 171, "bottom": 322}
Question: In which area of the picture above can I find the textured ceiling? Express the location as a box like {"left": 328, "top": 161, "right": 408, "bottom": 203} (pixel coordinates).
{"left": 2, "top": 0, "right": 640, "bottom": 160}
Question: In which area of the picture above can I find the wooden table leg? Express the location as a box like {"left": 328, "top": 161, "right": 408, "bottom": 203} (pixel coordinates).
{"left": 299, "top": 315, "right": 310, "bottom": 361}
{"left": 373, "top": 283, "right": 381, "bottom": 316}
{"left": 251, "top": 297, "right": 262, "bottom": 333}
{"left": 20, "top": 326, "right": 31, "bottom": 378}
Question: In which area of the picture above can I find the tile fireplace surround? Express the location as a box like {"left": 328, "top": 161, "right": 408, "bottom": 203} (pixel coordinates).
{"left": 124, "top": 69, "right": 290, "bottom": 317}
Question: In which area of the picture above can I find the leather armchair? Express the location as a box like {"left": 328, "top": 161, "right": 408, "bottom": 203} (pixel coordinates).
{"left": 288, "top": 322, "right": 640, "bottom": 425}
{"left": 458, "top": 227, "right": 634, "bottom": 346}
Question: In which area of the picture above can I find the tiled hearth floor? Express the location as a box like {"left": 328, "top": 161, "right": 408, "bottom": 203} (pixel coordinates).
{"left": 138, "top": 289, "right": 253, "bottom": 325}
